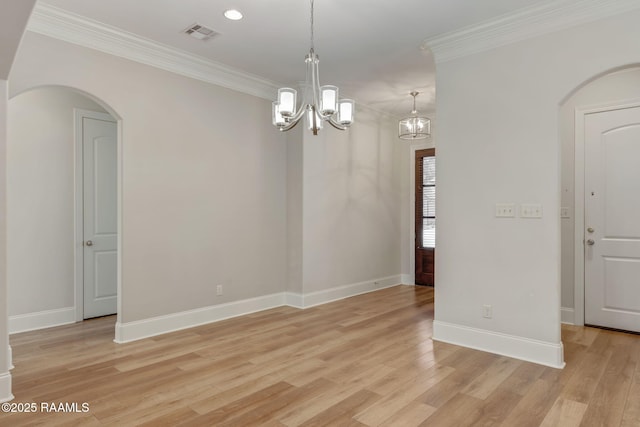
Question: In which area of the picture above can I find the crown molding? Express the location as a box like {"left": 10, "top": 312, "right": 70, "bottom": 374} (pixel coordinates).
{"left": 425, "top": 0, "right": 640, "bottom": 64}
{"left": 26, "top": 3, "right": 280, "bottom": 100}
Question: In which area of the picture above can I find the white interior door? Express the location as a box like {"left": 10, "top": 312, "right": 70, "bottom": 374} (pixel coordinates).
{"left": 585, "top": 105, "right": 640, "bottom": 332}
{"left": 82, "top": 112, "right": 117, "bottom": 319}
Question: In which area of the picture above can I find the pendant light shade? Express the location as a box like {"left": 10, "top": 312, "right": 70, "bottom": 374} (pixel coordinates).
{"left": 399, "top": 91, "right": 431, "bottom": 140}
{"left": 338, "top": 99, "right": 355, "bottom": 126}
{"left": 277, "top": 88, "right": 297, "bottom": 117}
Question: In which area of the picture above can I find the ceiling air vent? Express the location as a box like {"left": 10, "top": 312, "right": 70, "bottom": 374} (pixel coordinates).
{"left": 183, "top": 23, "right": 218, "bottom": 41}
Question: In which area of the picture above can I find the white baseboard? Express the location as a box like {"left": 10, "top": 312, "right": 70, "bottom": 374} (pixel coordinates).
{"left": 290, "top": 275, "right": 402, "bottom": 309}
{"left": 8, "top": 276, "right": 404, "bottom": 343}
{"left": 115, "top": 292, "right": 286, "bottom": 343}
{"left": 9, "top": 307, "right": 76, "bottom": 334}
{"left": 433, "top": 320, "right": 565, "bottom": 369}
{"left": 561, "top": 307, "right": 575, "bottom": 325}
{"left": 115, "top": 275, "right": 403, "bottom": 342}
{"left": 0, "top": 372, "right": 13, "bottom": 403}
{"left": 284, "top": 292, "right": 304, "bottom": 309}
{"left": 400, "top": 274, "right": 413, "bottom": 285}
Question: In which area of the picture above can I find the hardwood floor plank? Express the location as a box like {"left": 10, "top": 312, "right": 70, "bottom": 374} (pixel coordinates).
{"left": 296, "top": 389, "right": 382, "bottom": 427}
{"left": 539, "top": 340, "right": 588, "bottom": 386}
{"left": 579, "top": 333, "right": 638, "bottom": 426}
{"left": 216, "top": 378, "right": 336, "bottom": 427}
{"left": 621, "top": 354, "right": 640, "bottom": 427}
{"left": 179, "top": 381, "right": 295, "bottom": 426}
{"left": 377, "top": 401, "right": 437, "bottom": 427}
{"left": 468, "top": 388, "right": 523, "bottom": 426}
{"left": 562, "top": 324, "right": 600, "bottom": 347}
{"left": 3, "top": 286, "right": 640, "bottom": 426}
{"left": 418, "top": 393, "right": 485, "bottom": 427}
{"left": 187, "top": 374, "right": 282, "bottom": 415}
{"left": 354, "top": 364, "right": 453, "bottom": 426}
{"left": 136, "top": 407, "right": 202, "bottom": 427}
{"left": 278, "top": 365, "right": 396, "bottom": 426}
{"left": 418, "top": 350, "right": 498, "bottom": 408}
{"left": 498, "top": 361, "right": 546, "bottom": 397}
{"left": 460, "top": 356, "right": 521, "bottom": 400}
{"left": 539, "top": 397, "right": 587, "bottom": 427}
{"left": 560, "top": 351, "right": 610, "bottom": 403}
{"left": 499, "top": 379, "right": 565, "bottom": 427}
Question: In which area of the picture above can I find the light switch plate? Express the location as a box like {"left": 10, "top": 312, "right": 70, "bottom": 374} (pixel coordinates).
{"left": 495, "top": 203, "right": 516, "bottom": 218}
{"left": 521, "top": 204, "right": 543, "bottom": 218}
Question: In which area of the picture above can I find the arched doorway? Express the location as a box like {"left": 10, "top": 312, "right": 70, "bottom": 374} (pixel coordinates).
{"left": 7, "top": 85, "right": 122, "bottom": 337}
{"left": 560, "top": 66, "right": 640, "bottom": 330}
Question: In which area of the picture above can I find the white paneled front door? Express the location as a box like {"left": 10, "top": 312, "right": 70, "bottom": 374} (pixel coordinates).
{"left": 82, "top": 112, "right": 117, "bottom": 319}
{"left": 584, "top": 106, "right": 640, "bottom": 332}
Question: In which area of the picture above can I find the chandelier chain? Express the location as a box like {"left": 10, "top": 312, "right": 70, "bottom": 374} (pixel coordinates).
{"left": 410, "top": 91, "right": 419, "bottom": 113}
{"left": 310, "top": 0, "right": 315, "bottom": 51}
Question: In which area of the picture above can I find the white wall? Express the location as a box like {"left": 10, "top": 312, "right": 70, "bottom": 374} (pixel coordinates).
{"left": 285, "top": 107, "right": 403, "bottom": 303}
{"left": 286, "top": 126, "right": 304, "bottom": 295}
{"left": 3, "top": 2, "right": 406, "bottom": 400}
{"left": 10, "top": 32, "right": 288, "bottom": 324}
{"left": 1, "top": 0, "right": 37, "bottom": 403}
{"left": 300, "top": 108, "right": 402, "bottom": 297}
{"left": 432, "top": 10, "right": 640, "bottom": 367}
{"left": 0, "top": 80, "right": 12, "bottom": 402}
{"left": 7, "top": 87, "right": 107, "bottom": 320}
{"left": 560, "top": 67, "right": 640, "bottom": 322}
{"left": 8, "top": 30, "right": 404, "bottom": 330}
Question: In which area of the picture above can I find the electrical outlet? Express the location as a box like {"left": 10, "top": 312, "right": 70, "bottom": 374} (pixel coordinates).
{"left": 482, "top": 304, "right": 493, "bottom": 319}
{"left": 561, "top": 207, "right": 570, "bottom": 219}
{"left": 216, "top": 285, "right": 223, "bottom": 296}
{"left": 495, "top": 203, "right": 515, "bottom": 218}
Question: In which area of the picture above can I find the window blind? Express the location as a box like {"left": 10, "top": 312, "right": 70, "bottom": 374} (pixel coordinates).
{"left": 421, "top": 156, "right": 435, "bottom": 248}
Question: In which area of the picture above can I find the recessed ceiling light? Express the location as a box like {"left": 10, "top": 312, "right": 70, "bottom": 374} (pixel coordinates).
{"left": 224, "top": 9, "right": 243, "bottom": 21}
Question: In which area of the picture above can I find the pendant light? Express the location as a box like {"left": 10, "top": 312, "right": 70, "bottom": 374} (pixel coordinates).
{"left": 399, "top": 91, "right": 430, "bottom": 140}
{"left": 272, "top": 0, "right": 354, "bottom": 135}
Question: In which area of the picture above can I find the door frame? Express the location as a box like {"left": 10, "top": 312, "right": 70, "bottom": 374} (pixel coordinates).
{"left": 573, "top": 99, "right": 640, "bottom": 326}
{"left": 409, "top": 141, "right": 435, "bottom": 285}
{"left": 73, "top": 108, "right": 120, "bottom": 322}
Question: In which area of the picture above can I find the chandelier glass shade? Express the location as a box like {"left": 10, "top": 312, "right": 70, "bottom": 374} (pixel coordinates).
{"left": 272, "top": 0, "right": 354, "bottom": 135}
{"left": 399, "top": 91, "right": 431, "bottom": 140}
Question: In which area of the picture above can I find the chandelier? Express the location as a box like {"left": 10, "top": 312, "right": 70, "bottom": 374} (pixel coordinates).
{"left": 272, "top": 0, "right": 354, "bottom": 135}
{"left": 399, "top": 91, "right": 431, "bottom": 140}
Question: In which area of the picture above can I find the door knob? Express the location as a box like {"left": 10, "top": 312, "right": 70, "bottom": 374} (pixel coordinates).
{"left": 586, "top": 239, "right": 595, "bottom": 246}
{"left": 587, "top": 227, "right": 594, "bottom": 233}
{"left": 85, "top": 240, "right": 93, "bottom": 246}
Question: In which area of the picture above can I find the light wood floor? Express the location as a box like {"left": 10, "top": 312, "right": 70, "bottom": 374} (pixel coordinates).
{"left": 3, "top": 285, "right": 640, "bottom": 426}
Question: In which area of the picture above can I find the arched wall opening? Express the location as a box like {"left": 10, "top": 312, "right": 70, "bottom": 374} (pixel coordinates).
{"left": 7, "top": 85, "right": 122, "bottom": 338}
{"left": 559, "top": 64, "right": 640, "bottom": 326}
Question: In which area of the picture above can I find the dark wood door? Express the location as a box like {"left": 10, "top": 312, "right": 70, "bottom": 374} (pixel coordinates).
{"left": 416, "top": 149, "right": 435, "bottom": 286}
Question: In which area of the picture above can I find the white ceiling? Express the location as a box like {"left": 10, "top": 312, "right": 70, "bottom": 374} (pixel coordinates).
{"left": 39, "top": 0, "right": 553, "bottom": 118}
